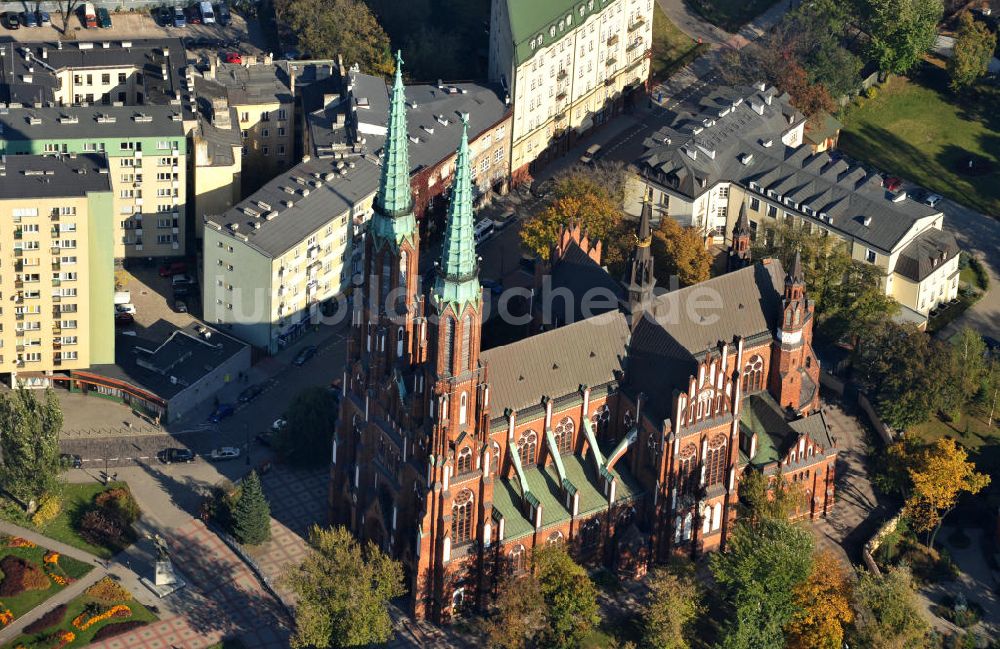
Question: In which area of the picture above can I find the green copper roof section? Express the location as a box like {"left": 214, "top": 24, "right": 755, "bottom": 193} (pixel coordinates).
{"left": 432, "top": 116, "right": 481, "bottom": 312}
{"left": 371, "top": 50, "right": 416, "bottom": 250}
{"left": 506, "top": 0, "right": 614, "bottom": 66}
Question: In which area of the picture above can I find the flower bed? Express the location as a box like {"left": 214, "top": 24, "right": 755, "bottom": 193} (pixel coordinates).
{"left": 84, "top": 578, "right": 131, "bottom": 603}
{"left": 71, "top": 604, "right": 131, "bottom": 631}
{"left": 0, "top": 542, "right": 92, "bottom": 623}
{"left": 23, "top": 605, "right": 67, "bottom": 634}
{"left": 0, "top": 556, "right": 50, "bottom": 596}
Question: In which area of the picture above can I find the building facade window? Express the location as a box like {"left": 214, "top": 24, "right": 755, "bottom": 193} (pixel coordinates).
{"left": 517, "top": 431, "right": 538, "bottom": 467}
{"left": 742, "top": 354, "right": 764, "bottom": 393}
{"left": 553, "top": 416, "right": 574, "bottom": 454}
{"left": 705, "top": 434, "right": 727, "bottom": 486}
{"left": 452, "top": 489, "right": 474, "bottom": 543}
{"left": 457, "top": 446, "right": 473, "bottom": 474}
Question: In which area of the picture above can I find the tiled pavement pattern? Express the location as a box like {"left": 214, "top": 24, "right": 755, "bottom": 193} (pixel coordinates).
{"left": 88, "top": 520, "right": 291, "bottom": 649}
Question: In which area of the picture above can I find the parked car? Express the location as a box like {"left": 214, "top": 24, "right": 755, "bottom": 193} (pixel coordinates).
{"left": 115, "top": 303, "right": 137, "bottom": 315}
{"left": 115, "top": 312, "right": 135, "bottom": 326}
{"left": 215, "top": 2, "right": 231, "bottom": 26}
{"left": 36, "top": 11, "right": 51, "bottom": 26}
{"left": 20, "top": 11, "right": 37, "bottom": 27}
{"left": 59, "top": 453, "right": 83, "bottom": 469}
{"left": 96, "top": 7, "right": 111, "bottom": 28}
{"left": 185, "top": 5, "right": 202, "bottom": 24}
{"left": 208, "top": 446, "right": 241, "bottom": 461}
{"left": 924, "top": 193, "right": 942, "bottom": 207}
{"left": 199, "top": 1, "right": 215, "bottom": 23}
{"left": 172, "top": 6, "right": 186, "bottom": 27}
{"left": 473, "top": 218, "right": 495, "bottom": 246}
{"left": 159, "top": 261, "right": 187, "bottom": 277}
{"left": 157, "top": 447, "right": 195, "bottom": 464}
{"left": 81, "top": 2, "right": 97, "bottom": 28}
{"left": 209, "top": 403, "right": 235, "bottom": 423}
{"left": 882, "top": 176, "right": 903, "bottom": 192}
{"left": 173, "top": 300, "right": 188, "bottom": 313}
{"left": 238, "top": 383, "right": 265, "bottom": 403}
{"left": 580, "top": 144, "right": 602, "bottom": 164}
{"left": 173, "top": 285, "right": 191, "bottom": 298}
{"left": 255, "top": 431, "right": 274, "bottom": 447}
{"left": 2, "top": 12, "right": 21, "bottom": 29}
{"left": 494, "top": 208, "right": 516, "bottom": 230}
{"left": 171, "top": 273, "right": 195, "bottom": 286}
{"left": 223, "top": 51, "right": 242, "bottom": 64}
{"left": 292, "top": 345, "right": 317, "bottom": 366}
{"left": 272, "top": 417, "right": 286, "bottom": 431}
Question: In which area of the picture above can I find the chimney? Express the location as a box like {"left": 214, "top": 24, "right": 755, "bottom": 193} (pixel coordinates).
{"left": 211, "top": 97, "right": 231, "bottom": 129}
{"left": 209, "top": 55, "right": 217, "bottom": 80}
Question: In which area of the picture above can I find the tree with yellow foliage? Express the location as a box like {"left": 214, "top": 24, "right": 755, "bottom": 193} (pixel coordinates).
{"left": 906, "top": 438, "right": 990, "bottom": 548}
{"left": 650, "top": 217, "right": 712, "bottom": 287}
{"left": 785, "top": 550, "right": 854, "bottom": 649}
{"left": 520, "top": 190, "right": 621, "bottom": 262}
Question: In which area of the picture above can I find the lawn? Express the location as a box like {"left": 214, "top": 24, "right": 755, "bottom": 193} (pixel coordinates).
{"left": 0, "top": 540, "right": 92, "bottom": 623}
{"left": 839, "top": 63, "right": 1000, "bottom": 216}
{"left": 2, "top": 579, "right": 158, "bottom": 649}
{"left": 685, "top": 0, "right": 779, "bottom": 32}
{"left": 36, "top": 482, "right": 138, "bottom": 560}
{"left": 907, "top": 402, "right": 1000, "bottom": 473}
{"left": 651, "top": 4, "right": 708, "bottom": 81}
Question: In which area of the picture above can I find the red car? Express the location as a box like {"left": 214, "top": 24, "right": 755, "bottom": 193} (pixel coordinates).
{"left": 223, "top": 52, "right": 242, "bottom": 64}
{"left": 159, "top": 261, "right": 187, "bottom": 277}
{"left": 115, "top": 312, "right": 134, "bottom": 326}
{"left": 882, "top": 176, "right": 903, "bottom": 192}
{"left": 185, "top": 6, "right": 202, "bottom": 24}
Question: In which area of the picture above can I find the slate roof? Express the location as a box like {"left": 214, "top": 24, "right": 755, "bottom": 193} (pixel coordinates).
{"left": 206, "top": 155, "right": 380, "bottom": 257}
{"left": 893, "top": 228, "right": 961, "bottom": 282}
{"left": 0, "top": 38, "right": 187, "bottom": 106}
{"left": 626, "top": 261, "right": 786, "bottom": 422}
{"left": 90, "top": 324, "right": 247, "bottom": 401}
{"left": 0, "top": 105, "right": 187, "bottom": 142}
{"left": 195, "top": 62, "right": 294, "bottom": 107}
{"left": 480, "top": 310, "right": 630, "bottom": 415}
{"left": 549, "top": 241, "right": 625, "bottom": 324}
{"left": 0, "top": 153, "right": 111, "bottom": 199}
{"left": 193, "top": 107, "right": 241, "bottom": 167}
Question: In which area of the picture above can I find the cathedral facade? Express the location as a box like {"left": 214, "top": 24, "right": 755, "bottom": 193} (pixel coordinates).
{"left": 330, "top": 55, "right": 837, "bottom": 623}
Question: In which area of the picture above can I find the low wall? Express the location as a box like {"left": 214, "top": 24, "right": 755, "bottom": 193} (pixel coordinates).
{"left": 858, "top": 391, "right": 894, "bottom": 445}
{"left": 819, "top": 370, "right": 845, "bottom": 397}
{"left": 862, "top": 510, "right": 903, "bottom": 576}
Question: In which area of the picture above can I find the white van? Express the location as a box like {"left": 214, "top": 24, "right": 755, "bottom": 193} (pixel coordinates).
{"left": 474, "top": 219, "right": 495, "bottom": 246}
{"left": 580, "top": 144, "right": 601, "bottom": 164}
{"left": 113, "top": 291, "right": 131, "bottom": 305}
{"left": 199, "top": 1, "right": 216, "bottom": 23}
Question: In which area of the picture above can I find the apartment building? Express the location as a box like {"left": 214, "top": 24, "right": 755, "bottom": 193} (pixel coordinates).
{"left": 203, "top": 157, "right": 380, "bottom": 353}
{"left": 489, "top": 0, "right": 653, "bottom": 181}
{"left": 195, "top": 57, "right": 296, "bottom": 193}
{"left": 191, "top": 98, "right": 243, "bottom": 239}
{"left": 0, "top": 154, "right": 114, "bottom": 382}
{"left": 627, "top": 84, "right": 959, "bottom": 320}
{"left": 0, "top": 106, "right": 188, "bottom": 259}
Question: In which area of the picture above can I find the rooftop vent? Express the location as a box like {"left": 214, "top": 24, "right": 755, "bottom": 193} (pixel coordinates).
{"left": 228, "top": 223, "right": 239, "bottom": 231}
{"left": 243, "top": 207, "right": 260, "bottom": 217}
{"left": 78, "top": 42, "right": 94, "bottom": 50}
{"left": 862, "top": 216, "right": 872, "bottom": 226}
{"left": 355, "top": 97, "right": 369, "bottom": 109}
{"left": 323, "top": 172, "right": 336, "bottom": 181}
{"left": 96, "top": 114, "right": 117, "bottom": 124}
{"left": 422, "top": 125, "right": 434, "bottom": 135}
{"left": 121, "top": 41, "right": 133, "bottom": 48}
{"left": 58, "top": 115, "right": 79, "bottom": 124}
{"left": 891, "top": 191, "right": 907, "bottom": 203}
{"left": 26, "top": 116, "right": 41, "bottom": 125}
{"left": 292, "top": 176, "right": 307, "bottom": 186}
{"left": 408, "top": 135, "right": 420, "bottom": 144}
{"left": 739, "top": 152, "right": 754, "bottom": 165}
{"left": 311, "top": 179, "right": 322, "bottom": 188}
{"left": 300, "top": 188, "right": 310, "bottom": 196}
{"left": 133, "top": 113, "right": 153, "bottom": 123}
{"left": 101, "top": 42, "right": 110, "bottom": 49}
{"left": 257, "top": 201, "right": 272, "bottom": 211}
{"left": 761, "top": 138, "right": 773, "bottom": 148}
{"left": 435, "top": 115, "right": 449, "bottom": 126}
{"left": 282, "top": 199, "right": 294, "bottom": 208}
{"left": 282, "top": 186, "right": 296, "bottom": 195}
{"left": 266, "top": 211, "right": 279, "bottom": 220}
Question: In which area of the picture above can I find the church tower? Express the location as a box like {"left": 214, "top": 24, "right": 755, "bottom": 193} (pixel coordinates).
{"left": 623, "top": 200, "right": 656, "bottom": 321}
{"left": 414, "top": 117, "right": 489, "bottom": 622}
{"left": 770, "top": 251, "right": 819, "bottom": 413}
{"left": 352, "top": 51, "right": 423, "bottom": 381}
{"left": 728, "top": 204, "right": 752, "bottom": 271}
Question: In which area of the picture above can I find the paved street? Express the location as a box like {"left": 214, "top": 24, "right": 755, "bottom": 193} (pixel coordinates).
{"left": 937, "top": 195, "right": 1000, "bottom": 340}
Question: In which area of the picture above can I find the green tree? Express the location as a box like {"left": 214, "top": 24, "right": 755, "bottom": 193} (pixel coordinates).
{"left": 0, "top": 389, "right": 63, "bottom": 507}
{"left": 279, "top": 387, "right": 339, "bottom": 467}
{"left": 940, "top": 327, "right": 989, "bottom": 421}
{"left": 854, "top": 321, "right": 949, "bottom": 429}
{"left": 651, "top": 217, "right": 712, "bottom": 287}
{"left": 640, "top": 559, "right": 703, "bottom": 649}
{"left": 738, "top": 470, "right": 804, "bottom": 526}
{"left": 283, "top": 525, "right": 404, "bottom": 649}
{"left": 277, "top": 0, "right": 393, "bottom": 76}
{"left": 948, "top": 11, "right": 997, "bottom": 91}
{"left": 710, "top": 519, "right": 814, "bottom": 649}
{"left": 231, "top": 470, "right": 272, "bottom": 545}
{"left": 850, "top": 566, "right": 930, "bottom": 649}
{"left": 534, "top": 544, "right": 600, "bottom": 649}
{"left": 860, "top": 0, "right": 943, "bottom": 75}
{"left": 485, "top": 571, "right": 546, "bottom": 649}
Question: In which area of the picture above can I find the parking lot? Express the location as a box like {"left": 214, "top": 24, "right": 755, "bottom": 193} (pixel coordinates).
{"left": 0, "top": 5, "right": 271, "bottom": 58}
{"left": 117, "top": 259, "right": 200, "bottom": 338}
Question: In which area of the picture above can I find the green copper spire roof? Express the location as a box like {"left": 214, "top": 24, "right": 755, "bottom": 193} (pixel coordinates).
{"left": 433, "top": 116, "right": 481, "bottom": 313}
{"left": 370, "top": 50, "right": 416, "bottom": 250}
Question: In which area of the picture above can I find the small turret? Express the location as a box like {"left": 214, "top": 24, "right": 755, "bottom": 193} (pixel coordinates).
{"left": 623, "top": 200, "right": 656, "bottom": 319}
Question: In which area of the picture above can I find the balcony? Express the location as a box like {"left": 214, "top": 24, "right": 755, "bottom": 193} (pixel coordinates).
{"left": 607, "top": 34, "right": 619, "bottom": 46}
{"left": 13, "top": 249, "right": 23, "bottom": 257}
{"left": 628, "top": 17, "right": 645, "bottom": 31}
{"left": 557, "top": 69, "right": 568, "bottom": 81}
{"left": 50, "top": 246, "right": 61, "bottom": 255}
{"left": 52, "top": 279, "right": 61, "bottom": 287}
{"left": 606, "top": 57, "right": 617, "bottom": 67}
{"left": 13, "top": 230, "right": 22, "bottom": 240}
{"left": 556, "top": 91, "right": 567, "bottom": 102}
{"left": 627, "top": 39, "right": 644, "bottom": 52}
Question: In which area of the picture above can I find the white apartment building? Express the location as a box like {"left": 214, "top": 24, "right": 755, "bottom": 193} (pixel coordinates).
{"left": 489, "top": 0, "right": 654, "bottom": 182}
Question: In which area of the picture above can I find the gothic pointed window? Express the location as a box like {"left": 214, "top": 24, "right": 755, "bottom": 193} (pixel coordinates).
{"left": 380, "top": 255, "right": 391, "bottom": 307}
{"left": 793, "top": 307, "right": 801, "bottom": 326}
{"left": 712, "top": 502, "right": 723, "bottom": 531}
{"left": 459, "top": 392, "right": 468, "bottom": 426}
{"left": 553, "top": 416, "right": 574, "bottom": 454}
{"left": 682, "top": 512, "right": 693, "bottom": 541}
{"left": 581, "top": 518, "right": 602, "bottom": 549}
{"left": 491, "top": 441, "right": 500, "bottom": 475}
{"left": 677, "top": 443, "right": 697, "bottom": 496}
{"left": 517, "top": 431, "right": 538, "bottom": 467}
{"left": 460, "top": 315, "right": 471, "bottom": 370}
{"left": 591, "top": 404, "right": 610, "bottom": 437}
{"left": 457, "top": 446, "right": 472, "bottom": 474}
{"left": 396, "top": 326, "right": 404, "bottom": 357}
{"left": 399, "top": 250, "right": 408, "bottom": 287}
{"left": 441, "top": 317, "right": 454, "bottom": 375}
{"left": 509, "top": 544, "right": 526, "bottom": 573}
{"left": 742, "top": 355, "right": 764, "bottom": 393}
{"left": 705, "top": 434, "right": 727, "bottom": 486}
{"left": 453, "top": 489, "right": 474, "bottom": 543}
{"left": 547, "top": 530, "right": 564, "bottom": 545}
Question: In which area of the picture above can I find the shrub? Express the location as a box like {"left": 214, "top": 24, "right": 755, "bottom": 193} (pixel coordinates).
{"left": 0, "top": 556, "right": 50, "bottom": 596}
{"left": 865, "top": 85, "right": 878, "bottom": 99}
{"left": 90, "top": 619, "right": 149, "bottom": 642}
{"left": 30, "top": 494, "right": 62, "bottom": 528}
{"left": 94, "top": 488, "right": 140, "bottom": 524}
{"left": 79, "top": 508, "right": 131, "bottom": 550}
{"left": 85, "top": 577, "right": 132, "bottom": 603}
{"left": 24, "top": 604, "right": 67, "bottom": 634}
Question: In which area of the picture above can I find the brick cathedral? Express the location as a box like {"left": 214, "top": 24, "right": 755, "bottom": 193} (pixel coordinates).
{"left": 331, "top": 54, "right": 838, "bottom": 623}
